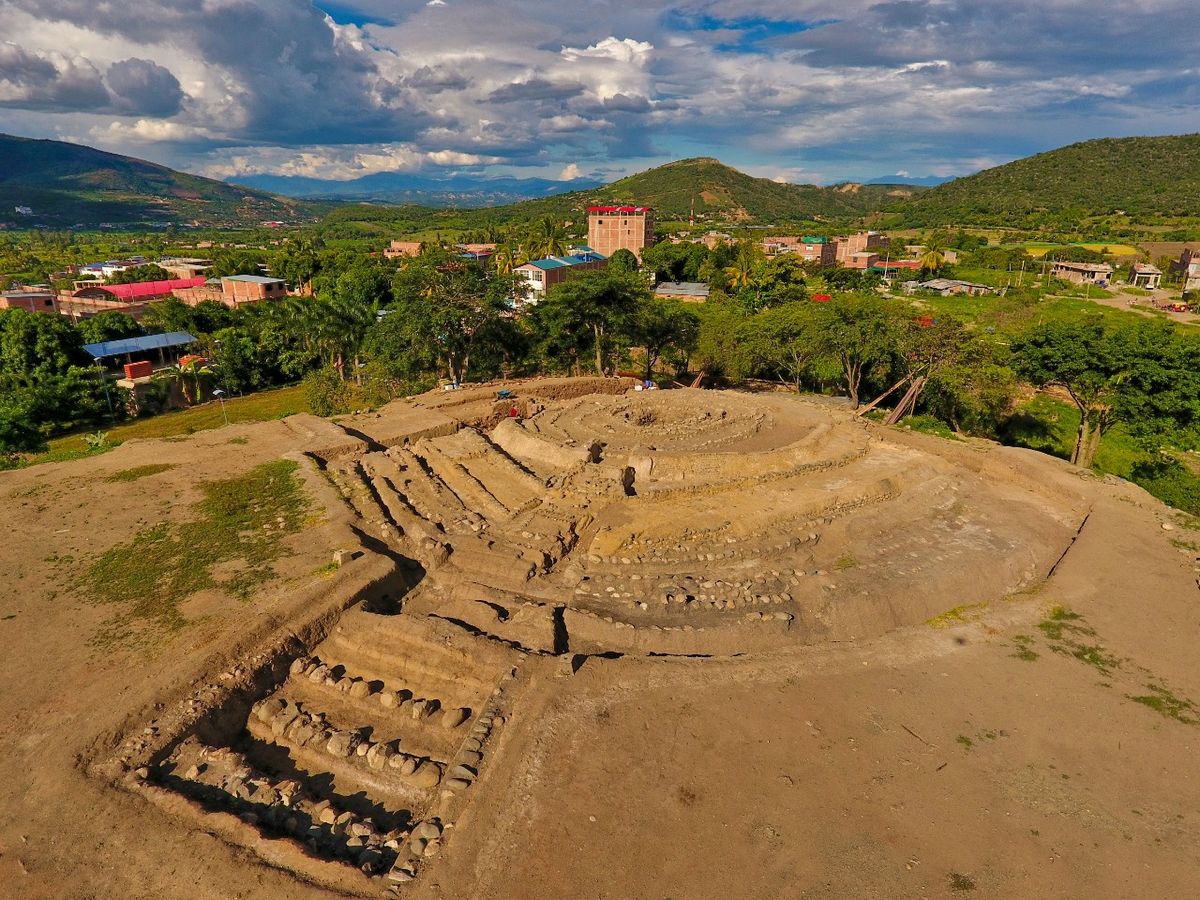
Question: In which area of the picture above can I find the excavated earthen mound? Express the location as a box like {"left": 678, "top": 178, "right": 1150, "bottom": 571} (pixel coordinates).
{"left": 110, "top": 380, "right": 1090, "bottom": 895}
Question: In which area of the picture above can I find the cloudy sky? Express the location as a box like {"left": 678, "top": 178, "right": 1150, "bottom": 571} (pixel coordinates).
{"left": 1, "top": 0, "right": 1198, "bottom": 185}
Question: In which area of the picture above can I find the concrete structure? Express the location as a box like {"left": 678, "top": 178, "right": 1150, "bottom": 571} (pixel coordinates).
{"left": 57, "top": 296, "right": 148, "bottom": 322}
{"left": 384, "top": 240, "right": 422, "bottom": 259}
{"left": 0, "top": 289, "right": 58, "bottom": 313}
{"left": 587, "top": 206, "right": 655, "bottom": 260}
{"left": 221, "top": 275, "right": 287, "bottom": 305}
{"left": 1128, "top": 262, "right": 1162, "bottom": 290}
{"left": 762, "top": 236, "right": 836, "bottom": 265}
{"left": 1171, "top": 249, "right": 1200, "bottom": 292}
{"left": 158, "top": 257, "right": 211, "bottom": 279}
{"left": 835, "top": 231, "right": 888, "bottom": 264}
{"left": 514, "top": 251, "right": 607, "bottom": 306}
{"left": 915, "top": 278, "right": 996, "bottom": 297}
{"left": 845, "top": 252, "right": 880, "bottom": 270}
{"left": 1050, "top": 261, "right": 1113, "bottom": 286}
{"left": 172, "top": 281, "right": 226, "bottom": 307}
{"left": 654, "top": 282, "right": 710, "bottom": 302}
{"left": 700, "top": 232, "right": 732, "bottom": 250}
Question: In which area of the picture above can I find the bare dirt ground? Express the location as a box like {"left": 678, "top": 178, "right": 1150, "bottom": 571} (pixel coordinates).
{"left": 1, "top": 379, "right": 1197, "bottom": 900}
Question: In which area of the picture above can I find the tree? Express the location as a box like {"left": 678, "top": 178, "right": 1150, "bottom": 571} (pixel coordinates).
{"left": 107, "top": 264, "right": 170, "bottom": 285}
{"left": 273, "top": 238, "right": 323, "bottom": 295}
{"left": 539, "top": 271, "right": 649, "bottom": 375}
{"left": 629, "top": 299, "right": 700, "bottom": 379}
{"left": 607, "top": 248, "right": 639, "bottom": 275}
{"left": 723, "top": 241, "right": 761, "bottom": 293}
{"left": 870, "top": 315, "right": 973, "bottom": 424}
{"left": 491, "top": 244, "right": 518, "bottom": 276}
{"left": 820, "top": 295, "right": 908, "bottom": 408}
{"left": 740, "top": 301, "right": 828, "bottom": 391}
{"left": 158, "top": 358, "right": 213, "bottom": 405}
{"left": 1011, "top": 319, "right": 1126, "bottom": 468}
{"left": 526, "top": 217, "right": 569, "bottom": 259}
{"left": 371, "top": 265, "right": 513, "bottom": 385}
{"left": 918, "top": 237, "right": 947, "bottom": 275}
{"left": 76, "top": 311, "right": 144, "bottom": 345}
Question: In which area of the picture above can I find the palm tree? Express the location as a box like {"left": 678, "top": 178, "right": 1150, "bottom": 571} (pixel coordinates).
{"left": 724, "top": 241, "right": 760, "bottom": 291}
{"left": 156, "top": 358, "right": 213, "bottom": 405}
{"left": 919, "top": 239, "right": 947, "bottom": 274}
{"left": 527, "top": 217, "right": 569, "bottom": 259}
{"left": 491, "top": 244, "right": 517, "bottom": 276}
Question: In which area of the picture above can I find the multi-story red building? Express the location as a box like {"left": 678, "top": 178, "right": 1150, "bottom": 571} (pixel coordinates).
{"left": 587, "top": 206, "right": 655, "bottom": 259}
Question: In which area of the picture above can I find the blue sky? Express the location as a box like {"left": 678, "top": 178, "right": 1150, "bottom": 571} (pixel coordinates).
{"left": 1, "top": 0, "right": 1197, "bottom": 186}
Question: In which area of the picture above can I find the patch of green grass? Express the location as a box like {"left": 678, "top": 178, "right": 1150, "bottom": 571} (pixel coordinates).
{"left": 228, "top": 436, "right": 250, "bottom": 445}
{"left": 834, "top": 555, "right": 857, "bottom": 570}
{"left": 1011, "top": 633, "right": 1039, "bottom": 661}
{"left": 927, "top": 601, "right": 988, "bottom": 629}
{"left": 309, "top": 561, "right": 339, "bottom": 578}
{"left": 1069, "top": 643, "right": 1122, "bottom": 675}
{"left": 104, "top": 463, "right": 176, "bottom": 483}
{"left": 956, "top": 734, "right": 974, "bottom": 750}
{"left": 26, "top": 384, "right": 308, "bottom": 467}
{"left": 1129, "top": 684, "right": 1199, "bottom": 725}
{"left": 901, "top": 414, "right": 961, "bottom": 440}
{"left": 81, "top": 458, "right": 311, "bottom": 651}
{"left": 1037, "top": 605, "right": 1089, "bottom": 641}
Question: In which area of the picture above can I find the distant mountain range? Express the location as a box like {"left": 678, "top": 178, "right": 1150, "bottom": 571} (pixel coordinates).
{"left": 4, "top": 131, "right": 1199, "bottom": 231}
{"left": 866, "top": 175, "right": 954, "bottom": 187}
{"left": 0, "top": 133, "right": 315, "bottom": 226}
{"left": 227, "top": 171, "right": 605, "bottom": 207}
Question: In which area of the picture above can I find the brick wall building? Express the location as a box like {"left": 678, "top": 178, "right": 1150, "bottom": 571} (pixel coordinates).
{"left": 762, "top": 235, "right": 837, "bottom": 265}
{"left": 221, "top": 275, "right": 287, "bottom": 305}
{"left": 587, "top": 206, "right": 655, "bottom": 259}
{"left": 834, "top": 231, "right": 889, "bottom": 264}
{"left": 384, "top": 240, "right": 422, "bottom": 259}
{"left": 0, "top": 289, "right": 58, "bottom": 313}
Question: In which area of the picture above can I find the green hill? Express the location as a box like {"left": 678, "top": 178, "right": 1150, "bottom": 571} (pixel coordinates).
{"left": 0, "top": 133, "right": 317, "bottom": 227}
{"left": 592, "top": 157, "right": 923, "bottom": 220}
{"left": 896, "top": 134, "right": 1200, "bottom": 227}
{"left": 319, "top": 157, "right": 925, "bottom": 239}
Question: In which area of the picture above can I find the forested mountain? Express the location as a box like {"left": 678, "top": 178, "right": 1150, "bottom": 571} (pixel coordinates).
{"left": 895, "top": 134, "right": 1200, "bottom": 226}
{"left": 0, "top": 133, "right": 314, "bottom": 227}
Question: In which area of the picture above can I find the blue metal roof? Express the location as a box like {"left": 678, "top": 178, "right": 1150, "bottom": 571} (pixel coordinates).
{"left": 527, "top": 251, "right": 607, "bottom": 270}
{"left": 83, "top": 331, "right": 197, "bottom": 360}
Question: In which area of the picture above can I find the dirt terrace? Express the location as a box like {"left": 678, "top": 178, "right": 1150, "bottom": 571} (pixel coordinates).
{"left": 0, "top": 377, "right": 1197, "bottom": 899}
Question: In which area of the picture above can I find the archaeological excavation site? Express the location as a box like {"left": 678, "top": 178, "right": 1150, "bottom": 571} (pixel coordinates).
{"left": 3, "top": 377, "right": 1199, "bottom": 899}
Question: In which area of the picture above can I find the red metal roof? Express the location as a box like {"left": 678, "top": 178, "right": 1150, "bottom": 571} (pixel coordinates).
{"left": 76, "top": 277, "right": 208, "bottom": 300}
{"left": 587, "top": 206, "right": 650, "bottom": 213}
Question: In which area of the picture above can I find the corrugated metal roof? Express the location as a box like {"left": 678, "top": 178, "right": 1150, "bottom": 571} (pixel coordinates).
{"left": 222, "top": 274, "right": 283, "bottom": 284}
{"left": 587, "top": 206, "right": 650, "bottom": 213}
{"left": 75, "top": 277, "right": 207, "bottom": 300}
{"left": 655, "top": 282, "right": 709, "bottom": 297}
{"left": 84, "top": 331, "right": 197, "bottom": 360}
{"left": 524, "top": 252, "right": 606, "bottom": 271}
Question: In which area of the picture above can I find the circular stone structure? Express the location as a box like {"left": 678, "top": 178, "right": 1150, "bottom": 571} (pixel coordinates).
{"left": 382, "top": 383, "right": 1090, "bottom": 656}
